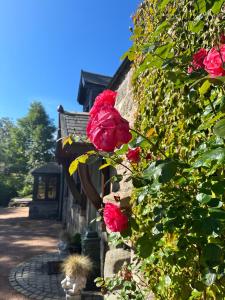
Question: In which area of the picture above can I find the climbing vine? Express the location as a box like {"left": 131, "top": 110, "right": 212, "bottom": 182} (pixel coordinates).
{"left": 122, "top": 0, "right": 225, "bottom": 299}
{"left": 67, "top": 0, "right": 225, "bottom": 299}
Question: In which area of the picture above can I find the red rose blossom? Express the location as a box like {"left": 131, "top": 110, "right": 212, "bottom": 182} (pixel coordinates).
{"left": 126, "top": 147, "right": 141, "bottom": 163}
{"left": 87, "top": 106, "right": 132, "bottom": 152}
{"left": 188, "top": 48, "right": 208, "bottom": 73}
{"left": 103, "top": 203, "right": 128, "bottom": 232}
{"left": 192, "top": 48, "right": 208, "bottom": 70}
{"left": 203, "top": 45, "right": 225, "bottom": 77}
{"left": 89, "top": 90, "right": 117, "bottom": 117}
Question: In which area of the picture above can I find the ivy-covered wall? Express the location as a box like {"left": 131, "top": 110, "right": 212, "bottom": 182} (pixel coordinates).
{"left": 126, "top": 0, "right": 225, "bottom": 299}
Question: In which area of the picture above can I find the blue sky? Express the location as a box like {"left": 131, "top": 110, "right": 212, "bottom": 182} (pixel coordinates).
{"left": 0, "top": 0, "right": 140, "bottom": 124}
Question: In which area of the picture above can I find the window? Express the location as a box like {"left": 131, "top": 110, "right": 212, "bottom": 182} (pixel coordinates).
{"left": 37, "top": 176, "right": 45, "bottom": 200}
{"left": 36, "top": 175, "right": 58, "bottom": 201}
{"left": 48, "top": 177, "right": 57, "bottom": 200}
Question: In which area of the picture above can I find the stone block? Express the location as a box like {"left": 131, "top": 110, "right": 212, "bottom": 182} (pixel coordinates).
{"left": 104, "top": 249, "right": 130, "bottom": 278}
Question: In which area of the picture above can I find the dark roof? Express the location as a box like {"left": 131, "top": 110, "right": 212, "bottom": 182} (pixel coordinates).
{"left": 77, "top": 70, "right": 112, "bottom": 105}
{"left": 81, "top": 70, "right": 112, "bottom": 86}
{"left": 59, "top": 110, "right": 89, "bottom": 139}
{"left": 56, "top": 109, "right": 94, "bottom": 160}
{"left": 31, "top": 162, "right": 61, "bottom": 175}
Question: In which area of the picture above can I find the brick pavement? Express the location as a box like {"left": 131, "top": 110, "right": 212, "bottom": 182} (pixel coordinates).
{"left": 9, "top": 253, "right": 64, "bottom": 300}
{"left": 0, "top": 207, "right": 61, "bottom": 300}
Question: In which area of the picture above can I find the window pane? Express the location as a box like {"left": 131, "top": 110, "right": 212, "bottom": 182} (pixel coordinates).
{"left": 48, "top": 177, "right": 57, "bottom": 200}
{"left": 37, "top": 176, "right": 45, "bottom": 200}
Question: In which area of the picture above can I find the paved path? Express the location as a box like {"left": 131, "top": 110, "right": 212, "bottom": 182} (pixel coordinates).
{"left": 0, "top": 207, "right": 61, "bottom": 300}
{"left": 9, "top": 253, "right": 64, "bottom": 300}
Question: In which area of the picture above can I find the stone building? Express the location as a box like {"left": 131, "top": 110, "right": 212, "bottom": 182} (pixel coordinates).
{"left": 55, "top": 58, "right": 137, "bottom": 295}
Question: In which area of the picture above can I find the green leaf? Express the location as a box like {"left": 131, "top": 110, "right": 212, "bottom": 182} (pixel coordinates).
{"left": 193, "top": 147, "right": 225, "bottom": 168}
{"left": 196, "top": 193, "right": 212, "bottom": 204}
{"left": 155, "top": 43, "right": 174, "bottom": 59}
{"left": 203, "top": 272, "right": 217, "bottom": 286}
{"left": 62, "top": 135, "right": 73, "bottom": 147}
{"left": 77, "top": 154, "right": 89, "bottom": 164}
{"left": 99, "top": 163, "right": 111, "bottom": 170}
{"left": 202, "top": 243, "right": 223, "bottom": 266}
{"left": 196, "top": 0, "right": 206, "bottom": 12}
{"left": 158, "top": 160, "right": 177, "bottom": 183}
{"left": 136, "top": 234, "right": 156, "bottom": 258}
{"left": 69, "top": 159, "right": 79, "bottom": 175}
{"left": 192, "top": 217, "right": 221, "bottom": 235}
{"left": 199, "top": 80, "right": 211, "bottom": 95}
{"left": 158, "top": 0, "right": 172, "bottom": 10}
{"left": 192, "top": 207, "right": 208, "bottom": 219}
{"left": 211, "top": 0, "right": 225, "bottom": 13}
{"left": 189, "top": 16, "right": 204, "bottom": 33}
{"left": 144, "top": 160, "right": 177, "bottom": 183}
{"left": 214, "top": 119, "right": 225, "bottom": 138}
{"left": 115, "top": 143, "right": 128, "bottom": 155}
{"left": 212, "top": 181, "right": 225, "bottom": 195}
{"left": 155, "top": 20, "right": 169, "bottom": 35}
{"left": 132, "top": 177, "right": 149, "bottom": 188}
{"left": 69, "top": 153, "right": 89, "bottom": 175}
{"left": 207, "top": 198, "right": 221, "bottom": 207}
{"left": 209, "top": 208, "right": 225, "bottom": 220}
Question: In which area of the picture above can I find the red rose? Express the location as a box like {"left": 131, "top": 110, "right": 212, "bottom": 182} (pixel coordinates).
{"left": 203, "top": 45, "right": 225, "bottom": 77}
{"left": 126, "top": 147, "right": 141, "bottom": 163}
{"left": 87, "top": 106, "right": 132, "bottom": 152}
{"left": 188, "top": 48, "right": 208, "bottom": 73}
{"left": 192, "top": 48, "right": 208, "bottom": 70}
{"left": 89, "top": 90, "right": 117, "bottom": 117}
{"left": 103, "top": 203, "right": 128, "bottom": 232}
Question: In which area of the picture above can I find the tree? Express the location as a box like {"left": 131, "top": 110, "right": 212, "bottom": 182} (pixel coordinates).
{"left": 17, "top": 101, "right": 56, "bottom": 168}
{"left": 0, "top": 102, "right": 56, "bottom": 204}
{"left": 16, "top": 102, "right": 56, "bottom": 195}
{"left": 0, "top": 118, "right": 24, "bottom": 205}
{"left": 0, "top": 117, "right": 14, "bottom": 164}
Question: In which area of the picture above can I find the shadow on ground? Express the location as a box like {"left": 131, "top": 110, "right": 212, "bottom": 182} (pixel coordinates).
{"left": 0, "top": 207, "right": 61, "bottom": 300}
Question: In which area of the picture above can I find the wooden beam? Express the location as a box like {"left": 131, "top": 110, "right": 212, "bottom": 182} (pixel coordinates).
{"left": 78, "top": 164, "right": 102, "bottom": 210}
{"left": 62, "top": 163, "right": 83, "bottom": 205}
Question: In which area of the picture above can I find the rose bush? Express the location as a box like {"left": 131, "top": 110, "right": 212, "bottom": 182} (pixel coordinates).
{"left": 87, "top": 105, "right": 132, "bottom": 152}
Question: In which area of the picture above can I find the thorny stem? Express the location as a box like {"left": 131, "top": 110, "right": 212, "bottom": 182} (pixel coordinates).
{"left": 130, "top": 128, "right": 168, "bottom": 158}
{"left": 108, "top": 156, "right": 134, "bottom": 174}
{"left": 208, "top": 97, "right": 217, "bottom": 116}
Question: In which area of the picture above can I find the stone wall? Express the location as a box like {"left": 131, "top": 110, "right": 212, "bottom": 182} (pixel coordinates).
{"left": 106, "top": 67, "right": 138, "bottom": 199}
{"left": 115, "top": 68, "right": 137, "bottom": 127}
{"left": 103, "top": 67, "right": 138, "bottom": 300}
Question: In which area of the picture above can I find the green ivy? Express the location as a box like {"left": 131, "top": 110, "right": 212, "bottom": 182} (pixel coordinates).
{"left": 106, "top": 0, "right": 225, "bottom": 299}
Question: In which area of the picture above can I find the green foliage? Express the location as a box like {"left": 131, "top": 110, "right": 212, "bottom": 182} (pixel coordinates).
{"left": 104, "top": 0, "right": 225, "bottom": 299}
{"left": 0, "top": 102, "right": 56, "bottom": 204}
{"left": 17, "top": 101, "right": 56, "bottom": 167}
